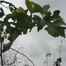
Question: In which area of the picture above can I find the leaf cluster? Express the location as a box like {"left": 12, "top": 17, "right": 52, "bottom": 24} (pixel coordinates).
{"left": 0, "top": 0, "right": 66, "bottom": 52}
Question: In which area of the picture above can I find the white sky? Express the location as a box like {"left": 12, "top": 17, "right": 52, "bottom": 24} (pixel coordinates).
{"left": 0, "top": 0, "right": 66, "bottom": 66}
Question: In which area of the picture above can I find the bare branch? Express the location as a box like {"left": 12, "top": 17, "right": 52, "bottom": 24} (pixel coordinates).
{"left": 0, "top": 3, "right": 9, "bottom": 9}
{"left": 0, "top": 1, "right": 17, "bottom": 9}
{"left": 10, "top": 48, "right": 35, "bottom": 66}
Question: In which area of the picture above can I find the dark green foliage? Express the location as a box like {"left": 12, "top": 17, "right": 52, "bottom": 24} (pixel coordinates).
{"left": 33, "top": 15, "right": 45, "bottom": 31}
{"left": 42, "top": 5, "right": 50, "bottom": 15}
{"left": 0, "top": 8, "right": 4, "bottom": 18}
{"left": 2, "top": 42, "right": 12, "bottom": 52}
{"left": 25, "top": 0, "right": 42, "bottom": 13}
{"left": 0, "top": 0, "right": 66, "bottom": 53}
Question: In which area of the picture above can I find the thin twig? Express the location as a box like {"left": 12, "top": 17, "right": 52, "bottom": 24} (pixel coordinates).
{"left": 10, "top": 48, "right": 35, "bottom": 66}
{"left": 0, "top": 0, "right": 17, "bottom": 9}
{"left": 0, "top": 3, "right": 9, "bottom": 9}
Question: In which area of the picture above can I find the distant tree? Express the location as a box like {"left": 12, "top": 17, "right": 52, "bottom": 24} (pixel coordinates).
{"left": 0, "top": 0, "right": 66, "bottom": 66}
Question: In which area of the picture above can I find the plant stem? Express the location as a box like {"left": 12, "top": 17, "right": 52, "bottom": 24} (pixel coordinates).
{"left": 10, "top": 48, "right": 35, "bottom": 66}
{"left": 0, "top": 1, "right": 17, "bottom": 9}
{"left": 1, "top": 41, "right": 3, "bottom": 66}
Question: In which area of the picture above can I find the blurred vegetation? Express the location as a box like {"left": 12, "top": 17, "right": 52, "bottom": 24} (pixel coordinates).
{"left": 0, "top": 0, "right": 66, "bottom": 66}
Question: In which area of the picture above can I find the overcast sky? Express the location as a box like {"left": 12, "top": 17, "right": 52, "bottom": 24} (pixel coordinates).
{"left": 1, "top": 0, "right": 66, "bottom": 66}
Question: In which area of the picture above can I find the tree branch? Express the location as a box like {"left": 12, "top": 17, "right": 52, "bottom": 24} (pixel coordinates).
{"left": 0, "top": 1, "right": 17, "bottom": 9}
{"left": 10, "top": 48, "right": 35, "bottom": 66}
{"left": 0, "top": 3, "right": 9, "bottom": 9}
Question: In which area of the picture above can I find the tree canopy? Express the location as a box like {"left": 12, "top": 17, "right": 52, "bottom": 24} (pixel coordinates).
{"left": 0, "top": 0, "right": 66, "bottom": 53}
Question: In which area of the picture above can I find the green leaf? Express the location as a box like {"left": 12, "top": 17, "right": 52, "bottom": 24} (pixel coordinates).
{"left": 45, "top": 25, "right": 59, "bottom": 37}
{"left": 25, "top": 0, "right": 32, "bottom": 12}
{"left": 52, "top": 20, "right": 66, "bottom": 26}
{"left": 0, "top": 8, "right": 4, "bottom": 18}
{"left": 23, "top": 29, "right": 27, "bottom": 34}
{"left": 51, "top": 10, "right": 62, "bottom": 21}
{"left": 42, "top": 5, "right": 50, "bottom": 15}
{"left": 8, "top": 30, "right": 19, "bottom": 41}
{"left": 45, "top": 23, "right": 65, "bottom": 37}
{"left": 33, "top": 15, "right": 45, "bottom": 31}
{"left": 53, "top": 10, "right": 60, "bottom": 16}
{"left": 16, "top": 7, "right": 24, "bottom": 13}
{"left": 2, "top": 42, "right": 12, "bottom": 52}
{"left": 43, "top": 11, "right": 51, "bottom": 25}
{"left": 12, "top": 7, "right": 24, "bottom": 20}
{"left": 58, "top": 27, "right": 65, "bottom": 37}
{"left": 25, "top": 0, "right": 42, "bottom": 13}
{"left": 33, "top": 3, "right": 42, "bottom": 13}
